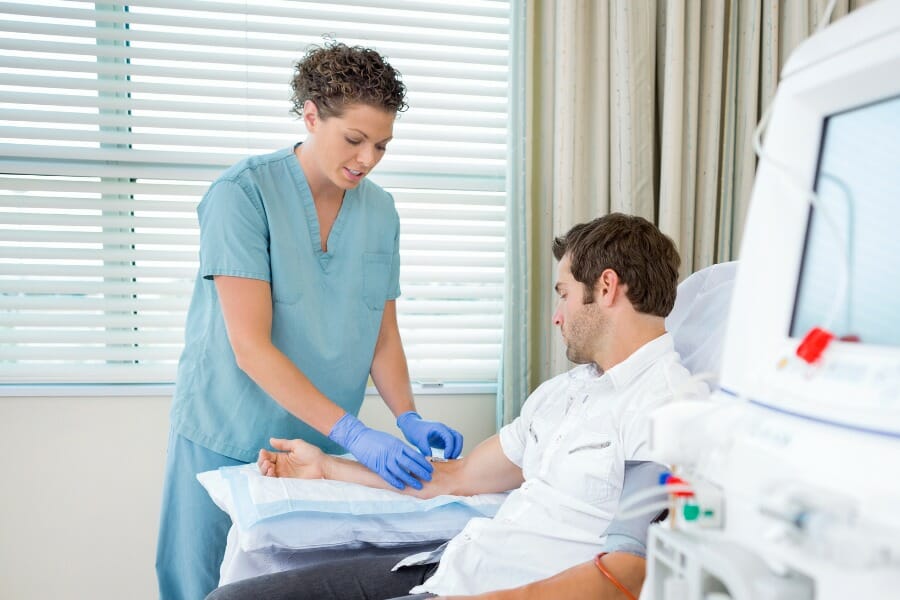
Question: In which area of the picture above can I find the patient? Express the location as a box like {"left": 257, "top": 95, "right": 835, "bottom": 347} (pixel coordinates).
{"left": 207, "top": 213, "right": 707, "bottom": 600}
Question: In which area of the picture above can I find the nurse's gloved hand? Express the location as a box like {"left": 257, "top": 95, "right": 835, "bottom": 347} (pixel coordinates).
{"left": 328, "top": 413, "right": 433, "bottom": 490}
{"left": 396, "top": 411, "right": 464, "bottom": 459}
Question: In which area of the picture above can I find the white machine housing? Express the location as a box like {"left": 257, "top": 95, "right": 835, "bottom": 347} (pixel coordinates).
{"left": 645, "top": 2, "right": 900, "bottom": 599}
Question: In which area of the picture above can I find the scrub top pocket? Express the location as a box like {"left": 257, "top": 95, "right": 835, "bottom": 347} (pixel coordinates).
{"left": 363, "top": 252, "right": 392, "bottom": 311}
{"left": 271, "top": 280, "right": 301, "bottom": 305}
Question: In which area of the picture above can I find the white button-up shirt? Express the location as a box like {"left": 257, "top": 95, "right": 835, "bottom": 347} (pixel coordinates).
{"left": 411, "top": 333, "right": 706, "bottom": 596}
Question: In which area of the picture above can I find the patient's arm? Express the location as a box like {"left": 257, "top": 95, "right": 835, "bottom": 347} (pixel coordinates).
{"left": 259, "top": 434, "right": 523, "bottom": 499}
{"left": 441, "top": 435, "right": 524, "bottom": 496}
{"left": 435, "top": 552, "right": 646, "bottom": 600}
{"left": 258, "top": 437, "right": 457, "bottom": 499}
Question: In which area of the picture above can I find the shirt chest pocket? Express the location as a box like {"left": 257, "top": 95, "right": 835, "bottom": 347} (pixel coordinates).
{"left": 363, "top": 252, "right": 392, "bottom": 311}
{"left": 560, "top": 433, "right": 619, "bottom": 507}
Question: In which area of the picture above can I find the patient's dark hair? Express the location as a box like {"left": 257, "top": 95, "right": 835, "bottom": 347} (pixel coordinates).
{"left": 290, "top": 41, "right": 408, "bottom": 120}
{"left": 552, "top": 213, "right": 681, "bottom": 317}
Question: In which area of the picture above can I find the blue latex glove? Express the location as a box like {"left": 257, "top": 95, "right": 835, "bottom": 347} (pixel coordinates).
{"left": 396, "top": 411, "right": 464, "bottom": 459}
{"left": 328, "top": 413, "right": 433, "bottom": 490}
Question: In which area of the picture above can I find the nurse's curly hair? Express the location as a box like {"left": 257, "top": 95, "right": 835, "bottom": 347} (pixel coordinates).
{"left": 290, "top": 41, "right": 408, "bottom": 119}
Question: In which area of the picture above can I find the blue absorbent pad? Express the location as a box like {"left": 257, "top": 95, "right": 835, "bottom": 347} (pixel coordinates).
{"left": 197, "top": 463, "right": 508, "bottom": 552}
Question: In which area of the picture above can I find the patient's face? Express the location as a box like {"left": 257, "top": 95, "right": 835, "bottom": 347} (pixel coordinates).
{"left": 553, "top": 255, "right": 606, "bottom": 364}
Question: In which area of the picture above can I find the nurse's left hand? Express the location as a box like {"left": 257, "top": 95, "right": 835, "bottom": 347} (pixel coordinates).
{"left": 397, "top": 411, "right": 464, "bottom": 459}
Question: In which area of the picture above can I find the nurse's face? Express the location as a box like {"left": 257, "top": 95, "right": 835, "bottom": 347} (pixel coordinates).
{"left": 301, "top": 100, "right": 395, "bottom": 191}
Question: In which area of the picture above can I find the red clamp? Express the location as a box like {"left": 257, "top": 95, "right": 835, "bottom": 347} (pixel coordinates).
{"left": 663, "top": 474, "right": 694, "bottom": 498}
{"left": 796, "top": 327, "right": 835, "bottom": 364}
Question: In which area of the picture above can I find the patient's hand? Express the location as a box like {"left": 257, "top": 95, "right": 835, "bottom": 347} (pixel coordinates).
{"left": 258, "top": 437, "right": 326, "bottom": 479}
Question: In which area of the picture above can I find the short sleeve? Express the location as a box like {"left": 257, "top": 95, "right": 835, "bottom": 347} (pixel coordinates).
{"left": 498, "top": 415, "right": 528, "bottom": 468}
{"left": 602, "top": 461, "right": 668, "bottom": 558}
{"left": 197, "top": 179, "right": 271, "bottom": 282}
{"left": 388, "top": 202, "right": 401, "bottom": 300}
{"left": 619, "top": 405, "right": 659, "bottom": 461}
{"left": 498, "top": 379, "right": 551, "bottom": 467}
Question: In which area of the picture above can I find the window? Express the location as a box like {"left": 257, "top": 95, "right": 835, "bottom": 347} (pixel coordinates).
{"left": 0, "top": 0, "right": 511, "bottom": 385}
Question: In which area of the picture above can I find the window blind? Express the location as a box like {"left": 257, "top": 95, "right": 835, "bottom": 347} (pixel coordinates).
{"left": 0, "top": 0, "right": 510, "bottom": 384}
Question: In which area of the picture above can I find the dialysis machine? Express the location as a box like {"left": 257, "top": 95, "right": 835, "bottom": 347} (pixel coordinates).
{"left": 644, "top": 1, "right": 900, "bottom": 598}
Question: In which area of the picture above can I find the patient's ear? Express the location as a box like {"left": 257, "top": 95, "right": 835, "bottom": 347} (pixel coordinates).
{"left": 596, "top": 268, "right": 620, "bottom": 307}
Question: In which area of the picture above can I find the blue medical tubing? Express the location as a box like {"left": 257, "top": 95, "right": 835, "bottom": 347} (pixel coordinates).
{"left": 328, "top": 413, "right": 433, "bottom": 490}
{"left": 396, "top": 411, "right": 465, "bottom": 459}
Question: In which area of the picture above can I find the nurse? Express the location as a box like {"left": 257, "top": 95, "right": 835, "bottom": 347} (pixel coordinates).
{"left": 155, "top": 41, "right": 464, "bottom": 600}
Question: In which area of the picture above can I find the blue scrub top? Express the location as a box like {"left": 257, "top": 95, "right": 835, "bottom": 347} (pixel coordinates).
{"left": 170, "top": 146, "right": 401, "bottom": 462}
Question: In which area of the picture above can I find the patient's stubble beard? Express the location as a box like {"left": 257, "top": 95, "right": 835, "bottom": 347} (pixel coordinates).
{"left": 563, "top": 303, "right": 606, "bottom": 365}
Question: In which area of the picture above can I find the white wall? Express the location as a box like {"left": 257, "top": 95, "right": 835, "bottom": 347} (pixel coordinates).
{"left": 0, "top": 393, "right": 496, "bottom": 600}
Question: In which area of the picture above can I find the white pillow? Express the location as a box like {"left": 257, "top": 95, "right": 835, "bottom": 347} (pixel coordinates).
{"left": 197, "top": 463, "right": 508, "bottom": 553}
{"left": 666, "top": 261, "right": 738, "bottom": 383}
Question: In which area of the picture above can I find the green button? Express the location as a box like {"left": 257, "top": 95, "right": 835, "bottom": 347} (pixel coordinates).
{"left": 683, "top": 504, "right": 700, "bottom": 521}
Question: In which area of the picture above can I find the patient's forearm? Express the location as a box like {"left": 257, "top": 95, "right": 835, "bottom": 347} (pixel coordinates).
{"left": 261, "top": 437, "right": 455, "bottom": 497}
{"left": 519, "top": 554, "right": 644, "bottom": 599}
{"left": 439, "top": 553, "right": 645, "bottom": 600}
{"left": 322, "top": 454, "right": 458, "bottom": 499}
{"left": 262, "top": 436, "right": 519, "bottom": 498}
{"left": 320, "top": 436, "right": 522, "bottom": 497}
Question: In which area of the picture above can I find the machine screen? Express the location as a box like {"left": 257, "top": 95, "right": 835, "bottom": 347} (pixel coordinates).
{"left": 790, "top": 94, "right": 900, "bottom": 346}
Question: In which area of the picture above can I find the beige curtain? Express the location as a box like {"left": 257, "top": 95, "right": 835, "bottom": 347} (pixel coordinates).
{"left": 501, "top": 0, "right": 872, "bottom": 422}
